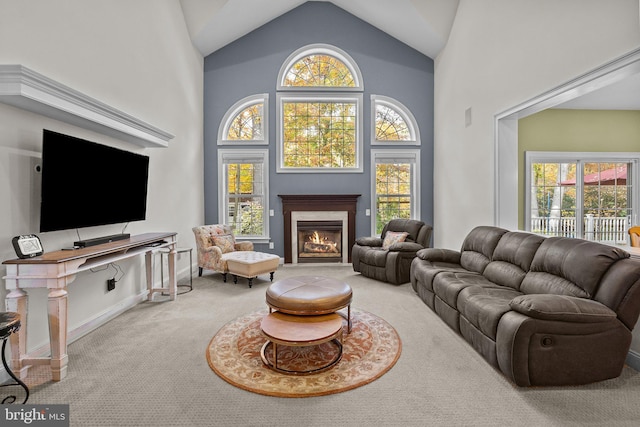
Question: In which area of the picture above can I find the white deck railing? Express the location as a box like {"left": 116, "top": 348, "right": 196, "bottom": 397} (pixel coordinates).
{"left": 531, "top": 216, "right": 629, "bottom": 244}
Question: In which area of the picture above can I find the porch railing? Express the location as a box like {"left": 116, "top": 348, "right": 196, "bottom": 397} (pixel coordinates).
{"left": 531, "top": 215, "right": 629, "bottom": 244}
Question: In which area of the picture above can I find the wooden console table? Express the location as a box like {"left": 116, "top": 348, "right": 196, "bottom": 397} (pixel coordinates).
{"left": 2, "top": 232, "right": 177, "bottom": 381}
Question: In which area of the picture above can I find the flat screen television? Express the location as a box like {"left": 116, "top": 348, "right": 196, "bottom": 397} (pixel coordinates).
{"left": 40, "top": 129, "right": 150, "bottom": 233}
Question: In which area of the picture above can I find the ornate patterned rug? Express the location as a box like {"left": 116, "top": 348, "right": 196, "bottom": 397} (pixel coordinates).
{"left": 206, "top": 308, "right": 401, "bottom": 398}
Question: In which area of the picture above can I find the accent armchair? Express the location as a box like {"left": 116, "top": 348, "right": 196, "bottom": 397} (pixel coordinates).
{"left": 352, "top": 219, "right": 432, "bottom": 285}
{"left": 192, "top": 224, "right": 253, "bottom": 279}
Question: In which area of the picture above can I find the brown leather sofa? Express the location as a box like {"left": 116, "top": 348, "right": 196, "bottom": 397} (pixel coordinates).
{"left": 410, "top": 225, "right": 640, "bottom": 386}
{"left": 352, "top": 219, "right": 432, "bottom": 285}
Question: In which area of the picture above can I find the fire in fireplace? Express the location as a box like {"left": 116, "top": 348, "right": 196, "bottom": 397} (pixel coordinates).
{"left": 297, "top": 220, "right": 342, "bottom": 263}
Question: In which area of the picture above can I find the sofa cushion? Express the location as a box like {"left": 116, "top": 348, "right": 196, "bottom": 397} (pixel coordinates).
{"left": 483, "top": 232, "right": 545, "bottom": 290}
{"left": 459, "top": 226, "right": 509, "bottom": 273}
{"left": 509, "top": 294, "right": 617, "bottom": 323}
{"left": 212, "top": 234, "right": 235, "bottom": 253}
{"left": 361, "top": 247, "right": 388, "bottom": 267}
{"left": 457, "top": 286, "right": 523, "bottom": 340}
{"left": 521, "top": 237, "right": 629, "bottom": 297}
{"left": 433, "top": 271, "right": 497, "bottom": 309}
{"left": 382, "top": 231, "right": 408, "bottom": 249}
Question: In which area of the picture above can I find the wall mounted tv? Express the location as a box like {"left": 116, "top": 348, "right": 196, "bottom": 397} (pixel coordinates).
{"left": 40, "top": 129, "right": 150, "bottom": 233}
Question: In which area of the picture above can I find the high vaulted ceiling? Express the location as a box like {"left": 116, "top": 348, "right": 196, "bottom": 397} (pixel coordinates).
{"left": 179, "top": 0, "right": 460, "bottom": 59}
{"left": 179, "top": 0, "right": 640, "bottom": 111}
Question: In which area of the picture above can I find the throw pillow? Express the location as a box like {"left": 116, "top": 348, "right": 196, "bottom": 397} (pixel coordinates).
{"left": 211, "top": 234, "right": 235, "bottom": 253}
{"left": 382, "top": 231, "right": 408, "bottom": 249}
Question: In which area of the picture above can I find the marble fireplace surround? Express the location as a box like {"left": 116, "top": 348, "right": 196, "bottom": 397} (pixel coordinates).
{"left": 279, "top": 194, "right": 360, "bottom": 264}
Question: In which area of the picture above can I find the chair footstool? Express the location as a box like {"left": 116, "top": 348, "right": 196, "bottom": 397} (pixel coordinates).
{"left": 223, "top": 251, "right": 280, "bottom": 288}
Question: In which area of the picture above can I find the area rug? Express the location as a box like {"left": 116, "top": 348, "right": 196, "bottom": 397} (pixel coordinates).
{"left": 206, "top": 308, "right": 401, "bottom": 397}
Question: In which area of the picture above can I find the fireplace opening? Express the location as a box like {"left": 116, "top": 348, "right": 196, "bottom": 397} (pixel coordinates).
{"left": 297, "top": 220, "right": 342, "bottom": 263}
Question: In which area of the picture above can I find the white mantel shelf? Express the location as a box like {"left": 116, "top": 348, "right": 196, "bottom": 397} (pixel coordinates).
{"left": 0, "top": 64, "right": 174, "bottom": 148}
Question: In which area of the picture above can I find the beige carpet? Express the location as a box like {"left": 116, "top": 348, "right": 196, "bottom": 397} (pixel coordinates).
{"left": 22, "top": 264, "right": 640, "bottom": 426}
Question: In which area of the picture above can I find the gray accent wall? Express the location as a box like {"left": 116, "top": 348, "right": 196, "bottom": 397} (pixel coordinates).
{"left": 204, "top": 1, "right": 434, "bottom": 256}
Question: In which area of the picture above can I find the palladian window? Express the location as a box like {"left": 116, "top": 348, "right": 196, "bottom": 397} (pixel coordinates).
{"left": 277, "top": 44, "right": 363, "bottom": 173}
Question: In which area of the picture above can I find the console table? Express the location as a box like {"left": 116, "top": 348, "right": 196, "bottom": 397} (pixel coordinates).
{"left": 2, "top": 232, "right": 177, "bottom": 381}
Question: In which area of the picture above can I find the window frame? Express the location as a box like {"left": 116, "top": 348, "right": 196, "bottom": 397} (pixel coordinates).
{"left": 276, "top": 92, "right": 364, "bottom": 173}
{"left": 525, "top": 151, "right": 639, "bottom": 243}
{"left": 277, "top": 43, "right": 363, "bottom": 92}
{"left": 371, "top": 95, "right": 420, "bottom": 146}
{"left": 217, "top": 148, "right": 270, "bottom": 243}
{"left": 217, "top": 94, "right": 269, "bottom": 145}
{"left": 370, "top": 149, "right": 421, "bottom": 236}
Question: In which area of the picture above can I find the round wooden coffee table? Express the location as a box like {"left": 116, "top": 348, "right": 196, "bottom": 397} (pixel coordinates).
{"left": 265, "top": 276, "right": 353, "bottom": 332}
{"left": 260, "top": 311, "right": 343, "bottom": 375}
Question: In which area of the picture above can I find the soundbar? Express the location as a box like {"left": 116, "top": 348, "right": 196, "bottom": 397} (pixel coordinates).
{"left": 74, "top": 233, "right": 131, "bottom": 248}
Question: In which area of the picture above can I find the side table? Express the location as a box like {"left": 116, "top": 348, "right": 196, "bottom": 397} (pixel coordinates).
{"left": 160, "top": 247, "right": 193, "bottom": 293}
{"left": 0, "top": 312, "right": 29, "bottom": 404}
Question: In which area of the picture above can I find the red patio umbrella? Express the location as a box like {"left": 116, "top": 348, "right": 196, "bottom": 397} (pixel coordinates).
{"left": 560, "top": 165, "right": 627, "bottom": 186}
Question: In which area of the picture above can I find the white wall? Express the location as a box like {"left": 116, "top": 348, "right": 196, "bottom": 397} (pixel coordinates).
{"left": 0, "top": 0, "right": 203, "bottom": 356}
{"left": 434, "top": 0, "right": 640, "bottom": 351}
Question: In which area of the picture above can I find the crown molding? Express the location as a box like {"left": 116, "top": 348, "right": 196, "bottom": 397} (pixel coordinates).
{"left": 0, "top": 64, "right": 174, "bottom": 148}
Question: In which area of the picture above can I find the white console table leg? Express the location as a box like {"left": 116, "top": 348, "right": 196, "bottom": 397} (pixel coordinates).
{"left": 47, "top": 288, "right": 68, "bottom": 381}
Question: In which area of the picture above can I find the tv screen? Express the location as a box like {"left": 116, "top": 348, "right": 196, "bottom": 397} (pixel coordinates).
{"left": 40, "top": 129, "right": 150, "bottom": 232}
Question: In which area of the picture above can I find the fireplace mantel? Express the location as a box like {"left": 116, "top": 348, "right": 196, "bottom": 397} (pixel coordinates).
{"left": 279, "top": 194, "right": 360, "bottom": 263}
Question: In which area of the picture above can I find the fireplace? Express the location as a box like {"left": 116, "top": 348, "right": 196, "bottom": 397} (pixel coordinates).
{"left": 296, "top": 220, "right": 342, "bottom": 263}
{"left": 279, "top": 194, "right": 360, "bottom": 264}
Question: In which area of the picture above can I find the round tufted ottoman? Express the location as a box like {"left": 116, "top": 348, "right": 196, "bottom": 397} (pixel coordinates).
{"left": 265, "top": 276, "right": 352, "bottom": 332}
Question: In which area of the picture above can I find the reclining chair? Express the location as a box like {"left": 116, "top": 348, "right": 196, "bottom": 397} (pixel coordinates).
{"left": 352, "top": 219, "right": 432, "bottom": 285}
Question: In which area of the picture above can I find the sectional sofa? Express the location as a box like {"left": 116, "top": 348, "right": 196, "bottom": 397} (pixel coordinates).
{"left": 410, "top": 226, "right": 640, "bottom": 386}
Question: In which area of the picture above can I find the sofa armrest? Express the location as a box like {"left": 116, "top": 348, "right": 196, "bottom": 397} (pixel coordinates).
{"left": 355, "top": 236, "right": 383, "bottom": 247}
{"left": 388, "top": 242, "right": 423, "bottom": 252}
{"left": 415, "top": 248, "right": 461, "bottom": 263}
{"left": 509, "top": 294, "right": 617, "bottom": 323}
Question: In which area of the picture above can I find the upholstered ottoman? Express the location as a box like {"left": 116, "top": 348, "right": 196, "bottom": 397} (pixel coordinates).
{"left": 222, "top": 251, "right": 280, "bottom": 288}
{"left": 265, "top": 276, "right": 353, "bottom": 332}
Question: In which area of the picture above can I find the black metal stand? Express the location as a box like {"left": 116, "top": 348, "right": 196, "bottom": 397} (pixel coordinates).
{"left": 0, "top": 313, "right": 29, "bottom": 404}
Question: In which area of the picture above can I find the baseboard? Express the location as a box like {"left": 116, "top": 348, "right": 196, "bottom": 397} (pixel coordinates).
{"left": 0, "top": 265, "right": 193, "bottom": 382}
{"left": 626, "top": 349, "right": 640, "bottom": 371}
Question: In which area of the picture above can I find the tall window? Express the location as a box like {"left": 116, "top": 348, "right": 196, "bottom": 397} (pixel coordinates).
{"left": 371, "top": 150, "right": 421, "bottom": 235}
{"left": 277, "top": 44, "right": 363, "bottom": 173}
{"left": 371, "top": 95, "right": 420, "bottom": 146}
{"left": 218, "top": 150, "right": 269, "bottom": 241}
{"left": 526, "top": 152, "right": 637, "bottom": 244}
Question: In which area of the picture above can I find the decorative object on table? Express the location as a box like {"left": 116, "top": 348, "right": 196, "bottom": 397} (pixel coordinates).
{"left": 206, "top": 308, "right": 401, "bottom": 397}
{"left": 352, "top": 219, "right": 432, "bottom": 285}
{"left": 0, "top": 312, "right": 29, "bottom": 404}
{"left": 11, "top": 234, "right": 43, "bottom": 259}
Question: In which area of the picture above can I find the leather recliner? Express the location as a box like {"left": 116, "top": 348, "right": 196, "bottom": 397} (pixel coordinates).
{"left": 352, "top": 219, "right": 432, "bottom": 285}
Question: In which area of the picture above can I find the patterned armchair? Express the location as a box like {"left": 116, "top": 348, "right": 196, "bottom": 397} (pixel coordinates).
{"left": 192, "top": 224, "right": 253, "bottom": 279}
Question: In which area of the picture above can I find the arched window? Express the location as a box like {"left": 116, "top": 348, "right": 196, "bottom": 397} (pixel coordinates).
{"left": 277, "top": 44, "right": 363, "bottom": 172}
{"left": 218, "top": 94, "right": 268, "bottom": 145}
{"left": 277, "top": 44, "right": 363, "bottom": 90}
{"left": 371, "top": 95, "right": 420, "bottom": 146}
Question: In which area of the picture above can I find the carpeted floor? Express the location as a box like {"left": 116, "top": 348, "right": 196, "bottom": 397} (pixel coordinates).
{"left": 22, "top": 264, "right": 640, "bottom": 426}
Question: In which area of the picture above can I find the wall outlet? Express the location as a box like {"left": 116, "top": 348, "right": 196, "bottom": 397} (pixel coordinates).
{"left": 269, "top": 242, "right": 274, "bottom": 249}
{"left": 107, "top": 278, "right": 116, "bottom": 291}
{"left": 365, "top": 209, "right": 371, "bottom": 216}
{"left": 269, "top": 209, "right": 274, "bottom": 217}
